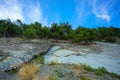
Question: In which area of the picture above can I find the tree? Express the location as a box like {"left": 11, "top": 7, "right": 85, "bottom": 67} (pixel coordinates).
{"left": 50, "top": 23, "right": 60, "bottom": 41}
{"left": 59, "top": 22, "right": 72, "bottom": 39}
{"left": 22, "top": 27, "right": 38, "bottom": 40}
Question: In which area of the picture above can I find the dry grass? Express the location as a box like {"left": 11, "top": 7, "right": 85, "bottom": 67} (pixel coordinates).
{"left": 47, "top": 59, "right": 59, "bottom": 65}
{"left": 41, "top": 72, "right": 50, "bottom": 80}
{"left": 18, "top": 63, "right": 39, "bottom": 80}
{"left": 49, "top": 74, "right": 57, "bottom": 80}
{"left": 73, "top": 64, "right": 83, "bottom": 78}
{"left": 41, "top": 71, "right": 57, "bottom": 80}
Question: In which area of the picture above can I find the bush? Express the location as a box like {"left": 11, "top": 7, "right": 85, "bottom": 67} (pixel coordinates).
{"left": 22, "top": 28, "right": 38, "bottom": 40}
{"left": 81, "top": 75, "right": 89, "bottom": 80}
{"left": 0, "top": 34, "right": 2, "bottom": 38}
{"left": 95, "top": 67, "right": 107, "bottom": 75}
{"left": 104, "top": 37, "right": 116, "bottom": 43}
{"left": 81, "top": 64, "right": 94, "bottom": 71}
{"left": 34, "top": 54, "right": 44, "bottom": 64}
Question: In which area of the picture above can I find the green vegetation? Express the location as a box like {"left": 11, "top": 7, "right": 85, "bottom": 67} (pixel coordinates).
{"left": 81, "top": 75, "right": 89, "bottom": 80}
{"left": 22, "top": 27, "right": 38, "bottom": 40}
{"left": 34, "top": 54, "right": 45, "bottom": 64}
{"left": 104, "top": 37, "right": 116, "bottom": 43}
{"left": 81, "top": 64, "right": 120, "bottom": 78}
{"left": 54, "top": 65, "right": 64, "bottom": 78}
{"left": 94, "top": 67, "right": 108, "bottom": 75}
{"left": 81, "top": 64, "right": 94, "bottom": 71}
{"left": 8, "top": 69, "right": 18, "bottom": 74}
{"left": 0, "top": 19, "right": 120, "bottom": 43}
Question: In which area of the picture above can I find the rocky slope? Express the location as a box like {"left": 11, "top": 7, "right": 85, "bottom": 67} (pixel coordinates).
{"left": 0, "top": 38, "right": 53, "bottom": 71}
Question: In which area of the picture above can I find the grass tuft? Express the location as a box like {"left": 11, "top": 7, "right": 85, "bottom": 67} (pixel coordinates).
{"left": 18, "top": 63, "right": 39, "bottom": 80}
{"left": 81, "top": 64, "right": 94, "bottom": 71}
{"left": 81, "top": 75, "right": 89, "bottom": 80}
{"left": 34, "top": 54, "right": 44, "bottom": 64}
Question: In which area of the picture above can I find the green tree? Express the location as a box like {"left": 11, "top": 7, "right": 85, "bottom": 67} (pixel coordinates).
{"left": 59, "top": 22, "right": 72, "bottom": 39}
{"left": 22, "top": 27, "right": 38, "bottom": 40}
{"left": 50, "top": 23, "right": 60, "bottom": 41}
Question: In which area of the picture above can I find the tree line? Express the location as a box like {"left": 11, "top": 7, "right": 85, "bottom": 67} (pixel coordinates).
{"left": 0, "top": 18, "right": 120, "bottom": 43}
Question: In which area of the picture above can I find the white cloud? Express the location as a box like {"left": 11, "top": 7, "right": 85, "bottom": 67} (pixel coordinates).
{"left": 28, "top": 3, "right": 41, "bottom": 22}
{"left": 0, "top": 0, "right": 48, "bottom": 26}
{"left": 27, "top": 2, "right": 48, "bottom": 26}
{"left": 93, "top": 0, "right": 110, "bottom": 22}
{"left": 0, "top": 0, "right": 24, "bottom": 21}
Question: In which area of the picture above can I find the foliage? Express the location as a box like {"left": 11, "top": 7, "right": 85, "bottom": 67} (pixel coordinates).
{"left": 81, "top": 64, "right": 94, "bottom": 71}
{"left": 34, "top": 54, "right": 44, "bottom": 64}
{"left": 8, "top": 69, "right": 18, "bottom": 74}
{"left": 81, "top": 64, "right": 120, "bottom": 78}
{"left": 81, "top": 75, "right": 89, "bottom": 80}
{"left": 109, "top": 72, "right": 120, "bottom": 78}
{"left": 104, "top": 37, "right": 116, "bottom": 43}
{"left": 0, "top": 19, "right": 119, "bottom": 43}
{"left": 94, "top": 67, "right": 107, "bottom": 75}
{"left": 22, "top": 27, "right": 38, "bottom": 40}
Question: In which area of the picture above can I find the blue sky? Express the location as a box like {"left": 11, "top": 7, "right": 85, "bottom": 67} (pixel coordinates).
{"left": 0, "top": 0, "right": 120, "bottom": 28}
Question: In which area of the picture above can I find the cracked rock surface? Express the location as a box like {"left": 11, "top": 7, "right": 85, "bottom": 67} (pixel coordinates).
{"left": 0, "top": 38, "right": 53, "bottom": 71}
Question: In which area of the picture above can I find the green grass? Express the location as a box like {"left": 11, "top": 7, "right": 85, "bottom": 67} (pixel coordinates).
{"left": 54, "top": 65, "right": 64, "bottom": 78}
{"left": 94, "top": 67, "right": 108, "bottom": 75}
{"left": 81, "top": 75, "right": 89, "bottom": 80}
{"left": 34, "top": 54, "right": 45, "bottom": 64}
{"left": 81, "top": 64, "right": 120, "bottom": 78}
{"left": 81, "top": 64, "right": 94, "bottom": 71}
{"left": 108, "top": 72, "right": 120, "bottom": 79}
{"left": 8, "top": 69, "right": 18, "bottom": 74}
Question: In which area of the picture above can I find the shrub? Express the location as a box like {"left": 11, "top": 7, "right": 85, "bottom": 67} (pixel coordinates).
{"left": 18, "top": 63, "right": 39, "bottom": 80}
{"left": 81, "top": 75, "right": 89, "bottom": 80}
{"left": 22, "top": 28, "right": 38, "bottom": 40}
{"left": 0, "top": 34, "right": 2, "bottom": 38}
{"left": 109, "top": 72, "right": 120, "bottom": 78}
{"left": 104, "top": 37, "right": 116, "bottom": 43}
{"left": 81, "top": 64, "right": 94, "bottom": 71}
{"left": 34, "top": 54, "right": 44, "bottom": 64}
{"left": 95, "top": 67, "right": 107, "bottom": 75}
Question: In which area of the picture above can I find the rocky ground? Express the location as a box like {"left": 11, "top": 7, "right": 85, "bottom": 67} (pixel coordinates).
{"left": 0, "top": 38, "right": 53, "bottom": 71}
{"left": 0, "top": 38, "right": 120, "bottom": 80}
{"left": 0, "top": 64, "right": 120, "bottom": 80}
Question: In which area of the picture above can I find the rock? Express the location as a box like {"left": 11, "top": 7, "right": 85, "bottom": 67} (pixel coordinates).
{"left": 0, "top": 38, "right": 53, "bottom": 71}
{"left": 0, "top": 57, "right": 24, "bottom": 71}
{"left": 54, "top": 49, "right": 79, "bottom": 57}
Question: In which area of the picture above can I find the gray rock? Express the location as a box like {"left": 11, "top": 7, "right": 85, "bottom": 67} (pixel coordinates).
{"left": 0, "top": 57, "right": 24, "bottom": 71}
{"left": 0, "top": 39, "right": 53, "bottom": 71}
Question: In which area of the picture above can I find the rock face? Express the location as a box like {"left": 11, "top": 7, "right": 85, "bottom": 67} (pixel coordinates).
{"left": 44, "top": 42, "right": 120, "bottom": 75}
{"left": 0, "top": 38, "right": 53, "bottom": 71}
